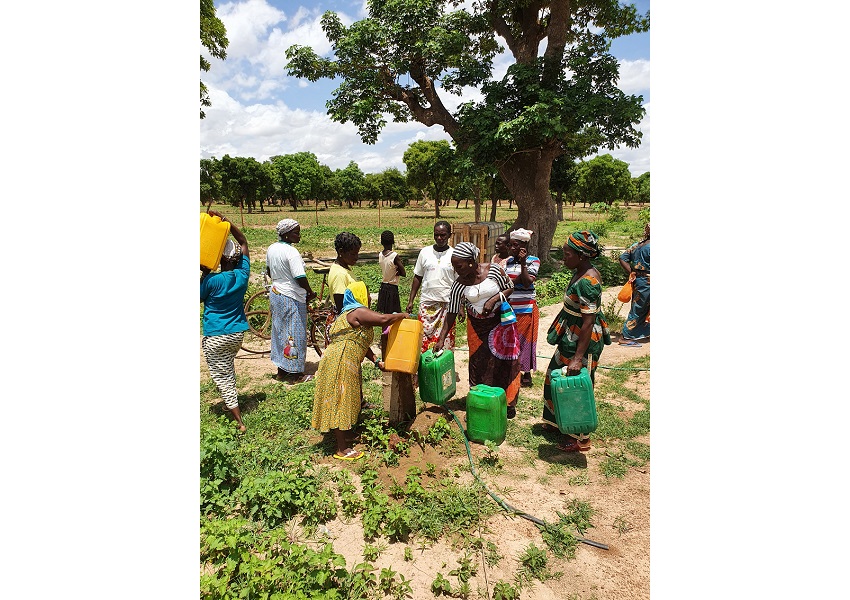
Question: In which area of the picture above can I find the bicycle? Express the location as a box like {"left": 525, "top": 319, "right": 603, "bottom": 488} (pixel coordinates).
{"left": 240, "top": 263, "right": 336, "bottom": 356}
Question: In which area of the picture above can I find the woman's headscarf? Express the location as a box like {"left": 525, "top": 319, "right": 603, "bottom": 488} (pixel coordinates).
{"left": 567, "top": 231, "right": 601, "bottom": 258}
{"left": 340, "top": 281, "right": 369, "bottom": 313}
{"left": 509, "top": 228, "right": 533, "bottom": 242}
{"left": 275, "top": 219, "right": 299, "bottom": 238}
{"left": 221, "top": 239, "right": 242, "bottom": 260}
{"left": 453, "top": 241, "right": 479, "bottom": 261}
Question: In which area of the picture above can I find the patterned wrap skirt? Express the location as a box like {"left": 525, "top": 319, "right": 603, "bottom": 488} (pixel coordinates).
{"left": 621, "top": 274, "right": 650, "bottom": 341}
{"left": 270, "top": 291, "right": 308, "bottom": 374}
{"left": 467, "top": 311, "right": 521, "bottom": 407}
{"left": 418, "top": 300, "right": 455, "bottom": 353}
{"left": 202, "top": 331, "right": 245, "bottom": 410}
{"left": 311, "top": 313, "right": 374, "bottom": 433}
{"left": 513, "top": 301, "right": 539, "bottom": 373}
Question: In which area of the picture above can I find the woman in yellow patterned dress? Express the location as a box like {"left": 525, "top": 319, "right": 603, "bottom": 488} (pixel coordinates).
{"left": 311, "top": 282, "right": 409, "bottom": 460}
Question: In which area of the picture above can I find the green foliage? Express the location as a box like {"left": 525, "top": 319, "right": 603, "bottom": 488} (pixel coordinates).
{"left": 479, "top": 439, "right": 503, "bottom": 471}
{"left": 562, "top": 499, "right": 595, "bottom": 532}
{"left": 606, "top": 202, "right": 627, "bottom": 223}
{"left": 363, "top": 542, "right": 386, "bottom": 562}
{"left": 200, "top": 518, "right": 349, "bottom": 599}
{"left": 577, "top": 155, "right": 636, "bottom": 206}
{"left": 614, "top": 515, "right": 633, "bottom": 536}
{"left": 539, "top": 512, "right": 581, "bottom": 559}
{"left": 425, "top": 416, "right": 452, "bottom": 444}
{"left": 200, "top": 419, "right": 240, "bottom": 515}
{"left": 236, "top": 466, "right": 335, "bottom": 528}
{"left": 517, "top": 542, "right": 562, "bottom": 583}
{"left": 430, "top": 572, "right": 453, "bottom": 596}
{"left": 200, "top": 0, "right": 228, "bottom": 118}
{"left": 492, "top": 581, "right": 521, "bottom": 600}
{"left": 634, "top": 172, "right": 650, "bottom": 204}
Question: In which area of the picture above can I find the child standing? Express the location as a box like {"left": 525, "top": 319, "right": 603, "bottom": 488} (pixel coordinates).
{"left": 377, "top": 230, "right": 406, "bottom": 354}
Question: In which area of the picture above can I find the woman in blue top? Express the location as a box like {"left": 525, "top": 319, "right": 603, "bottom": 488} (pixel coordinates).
{"left": 618, "top": 222, "right": 650, "bottom": 345}
{"left": 200, "top": 211, "right": 250, "bottom": 431}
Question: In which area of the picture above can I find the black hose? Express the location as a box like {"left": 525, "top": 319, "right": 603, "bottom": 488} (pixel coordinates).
{"left": 443, "top": 406, "right": 609, "bottom": 551}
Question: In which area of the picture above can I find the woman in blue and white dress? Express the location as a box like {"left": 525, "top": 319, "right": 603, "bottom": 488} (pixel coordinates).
{"left": 267, "top": 218, "right": 317, "bottom": 383}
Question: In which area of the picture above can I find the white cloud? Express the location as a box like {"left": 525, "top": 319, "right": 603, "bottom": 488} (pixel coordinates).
{"left": 217, "top": 0, "right": 287, "bottom": 60}
{"left": 618, "top": 59, "right": 650, "bottom": 96}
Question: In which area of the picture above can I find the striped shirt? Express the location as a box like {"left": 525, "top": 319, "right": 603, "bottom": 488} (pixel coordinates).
{"left": 504, "top": 255, "right": 539, "bottom": 314}
{"left": 447, "top": 263, "right": 513, "bottom": 316}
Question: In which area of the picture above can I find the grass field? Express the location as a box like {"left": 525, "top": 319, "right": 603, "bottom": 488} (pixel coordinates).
{"left": 202, "top": 200, "right": 649, "bottom": 259}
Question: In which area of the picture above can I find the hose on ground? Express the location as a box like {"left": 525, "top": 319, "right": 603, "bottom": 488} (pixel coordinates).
{"left": 443, "top": 406, "right": 609, "bottom": 551}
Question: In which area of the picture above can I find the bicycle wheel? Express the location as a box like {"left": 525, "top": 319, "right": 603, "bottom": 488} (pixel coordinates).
{"left": 309, "top": 310, "right": 333, "bottom": 357}
{"left": 241, "top": 290, "right": 272, "bottom": 354}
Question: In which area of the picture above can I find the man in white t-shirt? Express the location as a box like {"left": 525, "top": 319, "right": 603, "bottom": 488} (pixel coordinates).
{"left": 405, "top": 221, "right": 458, "bottom": 352}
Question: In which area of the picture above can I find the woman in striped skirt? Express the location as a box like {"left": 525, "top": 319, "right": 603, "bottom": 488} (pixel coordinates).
{"left": 200, "top": 212, "right": 251, "bottom": 431}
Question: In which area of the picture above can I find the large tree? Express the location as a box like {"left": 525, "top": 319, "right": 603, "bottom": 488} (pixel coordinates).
{"left": 634, "top": 171, "right": 649, "bottom": 204}
{"left": 286, "top": 0, "right": 648, "bottom": 259}
{"left": 402, "top": 140, "right": 456, "bottom": 218}
{"left": 575, "top": 153, "right": 634, "bottom": 206}
{"left": 200, "top": 157, "right": 223, "bottom": 208}
{"left": 200, "top": 0, "right": 228, "bottom": 119}
{"left": 270, "top": 152, "right": 324, "bottom": 211}
{"left": 218, "top": 155, "right": 271, "bottom": 213}
{"left": 335, "top": 161, "right": 366, "bottom": 208}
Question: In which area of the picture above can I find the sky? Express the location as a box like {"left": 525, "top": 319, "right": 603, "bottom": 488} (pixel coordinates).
{"left": 200, "top": 0, "right": 651, "bottom": 176}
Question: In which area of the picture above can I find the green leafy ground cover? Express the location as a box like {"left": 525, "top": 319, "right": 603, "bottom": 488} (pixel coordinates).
{"left": 200, "top": 204, "right": 649, "bottom": 598}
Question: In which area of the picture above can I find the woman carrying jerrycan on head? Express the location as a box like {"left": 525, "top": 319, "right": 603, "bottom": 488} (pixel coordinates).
{"left": 199, "top": 211, "right": 250, "bottom": 432}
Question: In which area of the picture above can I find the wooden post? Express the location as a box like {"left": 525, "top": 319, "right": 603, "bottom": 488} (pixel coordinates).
{"left": 383, "top": 371, "right": 416, "bottom": 425}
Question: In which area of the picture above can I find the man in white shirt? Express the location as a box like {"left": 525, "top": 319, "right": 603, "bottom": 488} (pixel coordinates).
{"left": 405, "top": 221, "right": 458, "bottom": 352}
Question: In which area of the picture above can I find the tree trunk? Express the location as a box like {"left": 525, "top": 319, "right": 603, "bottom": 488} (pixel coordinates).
{"left": 473, "top": 184, "right": 481, "bottom": 223}
{"left": 498, "top": 150, "right": 558, "bottom": 261}
{"left": 488, "top": 178, "right": 497, "bottom": 222}
{"left": 555, "top": 190, "right": 564, "bottom": 221}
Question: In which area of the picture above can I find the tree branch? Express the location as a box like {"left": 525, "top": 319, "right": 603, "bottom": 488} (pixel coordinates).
{"left": 407, "top": 60, "right": 460, "bottom": 138}
{"left": 489, "top": 1, "right": 518, "bottom": 57}
{"left": 543, "top": 0, "right": 571, "bottom": 84}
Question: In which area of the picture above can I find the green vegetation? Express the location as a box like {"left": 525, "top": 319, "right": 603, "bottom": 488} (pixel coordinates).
{"left": 199, "top": 202, "right": 650, "bottom": 596}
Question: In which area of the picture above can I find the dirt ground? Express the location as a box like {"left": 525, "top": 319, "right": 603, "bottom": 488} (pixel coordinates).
{"left": 200, "top": 285, "right": 650, "bottom": 599}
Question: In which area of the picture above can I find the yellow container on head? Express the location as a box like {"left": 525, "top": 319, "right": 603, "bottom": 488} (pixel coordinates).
{"left": 384, "top": 318, "right": 423, "bottom": 374}
{"left": 200, "top": 213, "right": 231, "bottom": 270}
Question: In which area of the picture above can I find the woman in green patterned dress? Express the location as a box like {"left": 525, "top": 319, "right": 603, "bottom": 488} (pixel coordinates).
{"left": 311, "top": 281, "right": 408, "bottom": 460}
{"left": 542, "top": 231, "right": 612, "bottom": 453}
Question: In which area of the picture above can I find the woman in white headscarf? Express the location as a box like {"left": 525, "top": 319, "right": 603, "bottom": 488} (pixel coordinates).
{"left": 266, "top": 218, "right": 317, "bottom": 384}
{"left": 504, "top": 229, "right": 541, "bottom": 387}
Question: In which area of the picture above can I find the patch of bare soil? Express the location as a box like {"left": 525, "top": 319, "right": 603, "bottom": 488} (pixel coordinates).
{"left": 200, "top": 284, "right": 649, "bottom": 599}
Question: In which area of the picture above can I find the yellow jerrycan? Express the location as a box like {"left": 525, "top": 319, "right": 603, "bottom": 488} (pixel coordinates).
{"left": 384, "top": 318, "right": 423, "bottom": 374}
{"left": 200, "top": 213, "right": 231, "bottom": 271}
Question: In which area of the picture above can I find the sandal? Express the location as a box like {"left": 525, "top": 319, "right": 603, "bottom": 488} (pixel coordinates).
{"left": 333, "top": 449, "right": 365, "bottom": 461}
{"left": 556, "top": 439, "right": 591, "bottom": 453}
{"left": 520, "top": 373, "right": 533, "bottom": 387}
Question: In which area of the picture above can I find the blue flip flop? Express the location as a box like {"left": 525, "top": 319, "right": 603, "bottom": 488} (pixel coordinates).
{"left": 618, "top": 341, "right": 643, "bottom": 347}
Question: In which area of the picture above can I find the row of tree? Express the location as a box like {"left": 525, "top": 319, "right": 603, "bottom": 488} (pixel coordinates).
{"left": 201, "top": 0, "right": 650, "bottom": 258}
{"left": 200, "top": 141, "right": 649, "bottom": 218}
